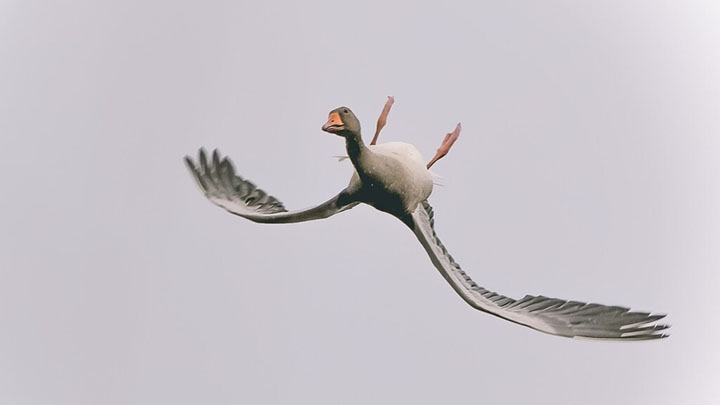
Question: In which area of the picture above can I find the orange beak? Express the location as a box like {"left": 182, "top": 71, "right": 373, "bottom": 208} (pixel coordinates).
{"left": 322, "top": 111, "right": 344, "bottom": 132}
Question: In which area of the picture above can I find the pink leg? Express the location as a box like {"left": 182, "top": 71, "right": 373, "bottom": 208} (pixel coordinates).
{"left": 370, "top": 96, "right": 395, "bottom": 146}
{"left": 427, "top": 123, "right": 461, "bottom": 169}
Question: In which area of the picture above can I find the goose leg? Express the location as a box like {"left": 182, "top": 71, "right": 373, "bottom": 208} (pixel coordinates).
{"left": 427, "top": 123, "right": 461, "bottom": 169}
{"left": 370, "top": 96, "right": 395, "bottom": 146}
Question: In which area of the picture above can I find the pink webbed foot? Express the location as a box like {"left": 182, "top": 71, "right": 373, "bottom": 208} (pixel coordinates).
{"left": 427, "top": 123, "right": 461, "bottom": 169}
{"left": 370, "top": 96, "right": 395, "bottom": 146}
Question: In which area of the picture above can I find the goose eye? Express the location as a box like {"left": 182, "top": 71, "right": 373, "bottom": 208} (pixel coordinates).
{"left": 343, "top": 109, "right": 348, "bottom": 113}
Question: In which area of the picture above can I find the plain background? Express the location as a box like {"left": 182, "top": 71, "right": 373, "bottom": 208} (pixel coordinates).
{"left": 1, "top": 1, "right": 719, "bottom": 404}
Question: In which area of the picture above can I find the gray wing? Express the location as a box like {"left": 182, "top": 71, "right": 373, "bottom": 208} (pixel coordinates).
{"left": 185, "top": 148, "right": 359, "bottom": 223}
{"left": 410, "top": 200, "right": 669, "bottom": 340}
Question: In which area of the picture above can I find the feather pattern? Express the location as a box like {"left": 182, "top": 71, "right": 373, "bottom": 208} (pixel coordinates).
{"left": 410, "top": 200, "right": 669, "bottom": 340}
{"left": 185, "top": 148, "right": 357, "bottom": 223}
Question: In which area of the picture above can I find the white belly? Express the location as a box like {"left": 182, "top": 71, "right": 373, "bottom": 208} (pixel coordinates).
{"left": 347, "top": 141, "right": 433, "bottom": 212}
{"left": 369, "top": 142, "right": 426, "bottom": 167}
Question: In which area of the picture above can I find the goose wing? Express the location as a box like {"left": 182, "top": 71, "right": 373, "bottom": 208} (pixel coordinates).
{"left": 185, "top": 148, "right": 358, "bottom": 224}
{"left": 410, "top": 200, "right": 669, "bottom": 340}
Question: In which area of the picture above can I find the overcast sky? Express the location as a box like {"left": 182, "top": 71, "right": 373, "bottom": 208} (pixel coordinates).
{"left": 1, "top": 1, "right": 719, "bottom": 404}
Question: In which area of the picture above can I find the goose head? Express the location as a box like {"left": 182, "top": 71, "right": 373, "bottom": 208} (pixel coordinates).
{"left": 322, "top": 106, "right": 361, "bottom": 137}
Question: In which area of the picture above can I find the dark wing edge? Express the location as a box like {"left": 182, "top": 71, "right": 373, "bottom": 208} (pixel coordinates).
{"left": 410, "top": 200, "right": 670, "bottom": 341}
{"left": 184, "top": 148, "right": 358, "bottom": 224}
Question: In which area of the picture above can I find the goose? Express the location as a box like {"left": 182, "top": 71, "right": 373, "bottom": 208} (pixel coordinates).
{"left": 184, "top": 98, "right": 669, "bottom": 341}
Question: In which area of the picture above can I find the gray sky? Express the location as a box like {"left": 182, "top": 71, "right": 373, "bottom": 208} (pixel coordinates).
{"left": 1, "top": 1, "right": 719, "bottom": 404}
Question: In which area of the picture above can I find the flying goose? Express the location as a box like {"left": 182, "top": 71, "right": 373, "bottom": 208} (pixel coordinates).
{"left": 185, "top": 98, "right": 669, "bottom": 340}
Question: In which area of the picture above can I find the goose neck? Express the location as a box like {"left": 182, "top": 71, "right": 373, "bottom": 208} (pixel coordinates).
{"left": 345, "top": 132, "right": 371, "bottom": 167}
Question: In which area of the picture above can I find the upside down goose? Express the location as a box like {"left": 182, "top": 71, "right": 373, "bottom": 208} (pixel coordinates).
{"left": 185, "top": 97, "right": 669, "bottom": 340}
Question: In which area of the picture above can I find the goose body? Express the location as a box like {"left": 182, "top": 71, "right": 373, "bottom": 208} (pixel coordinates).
{"left": 347, "top": 141, "right": 433, "bottom": 218}
{"left": 185, "top": 104, "right": 669, "bottom": 340}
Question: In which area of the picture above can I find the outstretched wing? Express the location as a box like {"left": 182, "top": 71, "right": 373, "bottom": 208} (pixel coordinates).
{"left": 185, "top": 148, "right": 358, "bottom": 223}
{"left": 410, "top": 201, "right": 669, "bottom": 340}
